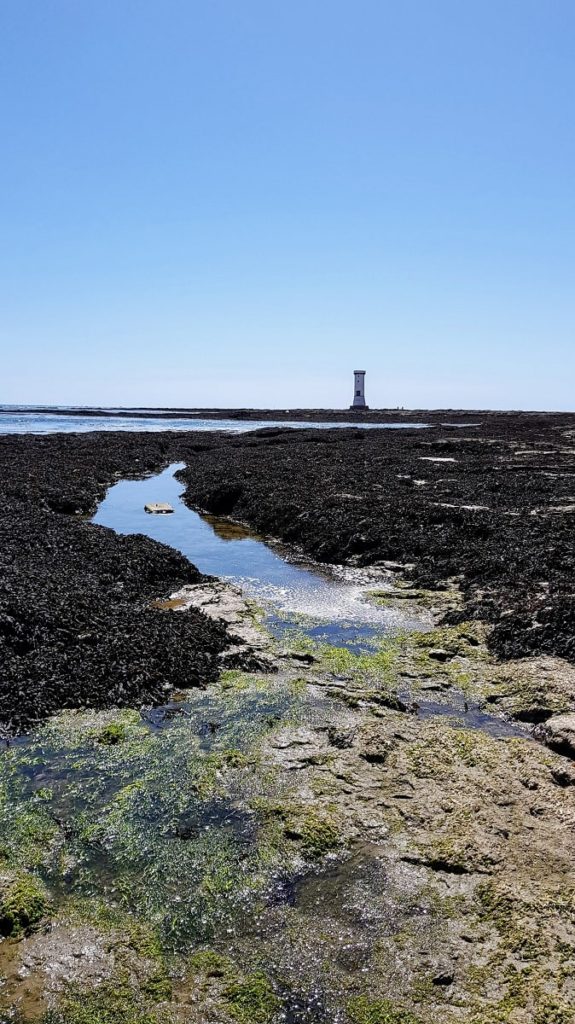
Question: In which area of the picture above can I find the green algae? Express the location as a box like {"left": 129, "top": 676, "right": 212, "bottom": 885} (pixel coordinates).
{"left": 286, "top": 808, "right": 342, "bottom": 857}
{"left": 43, "top": 708, "right": 150, "bottom": 749}
{"left": 477, "top": 664, "right": 574, "bottom": 721}
{"left": 460, "top": 869, "right": 575, "bottom": 1020}
{"left": 96, "top": 722, "right": 129, "bottom": 745}
{"left": 367, "top": 587, "right": 436, "bottom": 607}
{"left": 0, "top": 802, "right": 61, "bottom": 870}
{"left": 367, "top": 582, "right": 463, "bottom": 610}
{"left": 418, "top": 832, "right": 495, "bottom": 875}
{"left": 41, "top": 982, "right": 175, "bottom": 1024}
{"left": 466, "top": 978, "right": 575, "bottom": 1024}
{"left": 0, "top": 672, "right": 342, "bottom": 959}
{"left": 225, "top": 971, "right": 280, "bottom": 1023}
{"left": 187, "top": 950, "right": 279, "bottom": 1024}
{"left": 249, "top": 795, "right": 344, "bottom": 861}
{"left": 403, "top": 725, "right": 499, "bottom": 779}
{"left": 410, "top": 621, "right": 488, "bottom": 655}
{"left": 0, "top": 870, "right": 49, "bottom": 937}
{"left": 219, "top": 669, "right": 272, "bottom": 692}
{"left": 307, "top": 638, "right": 399, "bottom": 684}
{"left": 188, "top": 947, "right": 233, "bottom": 977}
{"left": 347, "top": 995, "right": 423, "bottom": 1024}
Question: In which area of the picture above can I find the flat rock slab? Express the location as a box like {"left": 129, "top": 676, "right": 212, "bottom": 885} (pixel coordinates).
{"left": 167, "top": 580, "right": 278, "bottom": 670}
{"left": 144, "top": 502, "right": 174, "bottom": 514}
{"left": 1, "top": 925, "right": 115, "bottom": 1009}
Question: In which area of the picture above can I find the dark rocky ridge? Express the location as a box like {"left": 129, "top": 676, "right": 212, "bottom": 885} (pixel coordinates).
{"left": 1, "top": 412, "right": 575, "bottom": 732}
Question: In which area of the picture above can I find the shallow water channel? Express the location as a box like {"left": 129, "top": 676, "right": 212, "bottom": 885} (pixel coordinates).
{"left": 92, "top": 463, "right": 428, "bottom": 650}
{"left": 92, "top": 463, "right": 527, "bottom": 741}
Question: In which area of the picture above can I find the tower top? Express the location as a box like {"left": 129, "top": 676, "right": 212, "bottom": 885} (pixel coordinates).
{"left": 354, "top": 369, "right": 365, "bottom": 374}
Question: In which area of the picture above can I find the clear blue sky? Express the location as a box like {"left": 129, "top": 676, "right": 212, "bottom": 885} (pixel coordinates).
{"left": 1, "top": 1, "right": 573, "bottom": 409}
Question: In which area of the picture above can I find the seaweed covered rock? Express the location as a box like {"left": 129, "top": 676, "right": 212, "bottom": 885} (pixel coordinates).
{"left": 0, "top": 498, "right": 230, "bottom": 735}
{"left": 0, "top": 870, "right": 48, "bottom": 937}
{"left": 177, "top": 416, "right": 575, "bottom": 667}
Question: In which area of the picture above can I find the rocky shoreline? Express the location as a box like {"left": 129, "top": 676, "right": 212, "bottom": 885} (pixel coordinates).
{"left": 1, "top": 581, "right": 575, "bottom": 1022}
{"left": 3, "top": 406, "right": 574, "bottom": 423}
{"left": 0, "top": 406, "right": 534, "bottom": 421}
{"left": 1, "top": 418, "right": 575, "bottom": 1023}
{"left": 2, "top": 414, "right": 575, "bottom": 734}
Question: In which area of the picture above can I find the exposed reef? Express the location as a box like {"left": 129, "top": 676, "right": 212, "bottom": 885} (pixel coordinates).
{"left": 1, "top": 416, "right": 575, "bottom": 1021}
{"left": 176, "top": 414, "right": 575, "bottom": 666}
{"left": 2, "top": 413, "right": 575, "bottom": 734}
{"left": 1, "top": 619, "right": 574, "bottom": 1022}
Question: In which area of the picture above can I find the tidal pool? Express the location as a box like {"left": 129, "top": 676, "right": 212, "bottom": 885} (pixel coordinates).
{"left": 92, "top": 463, "right": 429, "bottom": 649}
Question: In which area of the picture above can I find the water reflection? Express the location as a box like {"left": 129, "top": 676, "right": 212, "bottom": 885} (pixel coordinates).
{"left": 203, "top": 515, "right": 256, "bottom": 542}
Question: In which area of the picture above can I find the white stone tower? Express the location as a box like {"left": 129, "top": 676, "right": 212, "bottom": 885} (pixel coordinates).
{"left": 350, "top": 370, "right": 368, "bottom": 409}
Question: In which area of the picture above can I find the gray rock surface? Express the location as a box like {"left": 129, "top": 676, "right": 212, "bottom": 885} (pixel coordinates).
{"left": 534, "top": 712, "right": 575, "bottom": 758}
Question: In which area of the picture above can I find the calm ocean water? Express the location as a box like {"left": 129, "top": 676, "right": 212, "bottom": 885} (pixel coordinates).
{"left": 0, "top": 408, "right": 431, "bottom": 434}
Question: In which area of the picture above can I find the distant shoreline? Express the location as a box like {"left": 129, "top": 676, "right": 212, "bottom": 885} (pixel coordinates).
{"left": 0, "top": 405, "right": 567, "bottom": 422}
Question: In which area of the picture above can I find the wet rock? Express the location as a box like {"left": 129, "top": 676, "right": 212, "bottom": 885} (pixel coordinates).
{"left": 534, "top": 713, "right": 575, "bottom": 759}
{"left": 356, "top": 723, "right": 393, "bottom": 765}
{"left": 15, "top": 925, "right": 113, "bottom": 992}
{"left": 401, "top": 853, "right": 479, "bottom": 876}
{"left": 482, "top": 656, "right": 575, "bottom": 724}
{"left": 550, "top": 766, "right": 575, "bottom": 787}
{"left": 288, "top": 651, "right": 317, "bottom": 664}
{"left": 327, "top": 726, "right": 356, "bottom": 749}
{"left": 427, "top": 648, "right": 452, "bottom": 662}
{"left": 169, "top": 581, "right": 277, "bottom": 671}
{"left": 432, "top": 968, "right": 454, "bottom": 985}
{"left": 0, "top": 922, "right": 168, "bottom": 1014}
{"left": 370, "top": 692, "right": 417, "bottom": 714}
{"left": 268, "top": 728, "right": 331, "bottom": 772}
{"left": 271, "top": 729, "right": 319, "bottom": 750}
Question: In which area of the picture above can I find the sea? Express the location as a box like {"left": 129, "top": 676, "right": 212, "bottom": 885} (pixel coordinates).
{"left": 0, "top": 406, "right": 432, "bottom": 434}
